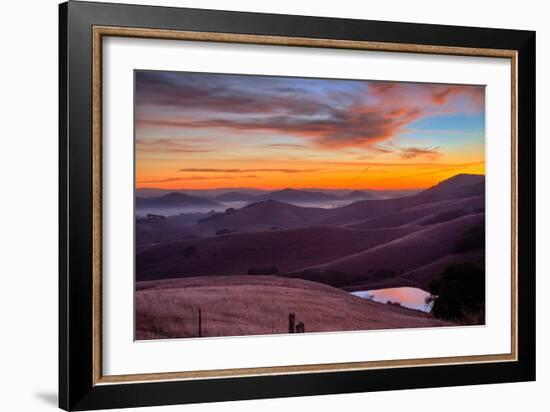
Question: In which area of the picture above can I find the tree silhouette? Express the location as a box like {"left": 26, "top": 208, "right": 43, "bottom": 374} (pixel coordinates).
{"left": 427, "top": 263, "right": 485, "bottom": 323}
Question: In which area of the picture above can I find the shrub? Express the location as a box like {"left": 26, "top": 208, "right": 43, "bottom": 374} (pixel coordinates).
{"left": 427, "top": 262, "right": 485, "bottom": 323}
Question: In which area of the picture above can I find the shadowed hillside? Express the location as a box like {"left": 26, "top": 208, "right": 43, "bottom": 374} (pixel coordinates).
{"left": 195, "top": 200, "right": 331, "bottom": 235}
{"left": 136, "top": 225, "right": 419, "bottom": 281}
{"left": 256, "top": 188, "right": 338, "bottom": 202}
{"left": 340, "top": 190, "right": 376, "bottom": 200}
{"left": 136, "top": 174, "right": 485, "bottom": 290}
{"left": 137, "top": 192, "right": 221, "bottom": 209}
{"left": 303, "top": 213, "right": 485, "bottom": 289}
{"left": 319, "top": 174, "right": 484, "bottom": 226}
{"left": 345, "top": 195, "right": 484, "bottom": 229}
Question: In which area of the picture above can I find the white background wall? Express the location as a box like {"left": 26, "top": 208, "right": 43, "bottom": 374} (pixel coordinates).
{"left": 0, "top": 0, "right": 546, "bottom": 411}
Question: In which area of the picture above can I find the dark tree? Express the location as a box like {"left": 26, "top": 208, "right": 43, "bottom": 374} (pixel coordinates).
{"left": 427, "top": 263, "right": 485, "bottom": 323}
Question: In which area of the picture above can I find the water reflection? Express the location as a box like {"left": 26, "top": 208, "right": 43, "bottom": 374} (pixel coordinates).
{"left": 351, "top": 287, "right": 433, "bottom": 312}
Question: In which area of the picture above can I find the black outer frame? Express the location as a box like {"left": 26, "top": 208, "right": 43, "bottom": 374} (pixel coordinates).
{"left": 59, "top": 1, "right": 536, "bottom": 410}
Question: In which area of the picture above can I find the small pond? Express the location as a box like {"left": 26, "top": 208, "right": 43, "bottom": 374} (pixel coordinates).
{"left": 351, "top": 287, "right": 433, "bottom": 313}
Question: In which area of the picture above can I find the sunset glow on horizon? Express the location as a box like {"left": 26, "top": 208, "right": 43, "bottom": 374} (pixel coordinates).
{"left": 135, "top": 71, "right": 485, "bottom": 191}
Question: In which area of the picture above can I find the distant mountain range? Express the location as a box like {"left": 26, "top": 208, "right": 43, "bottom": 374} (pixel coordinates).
{"left": 136, "top": 174, "right": 486, "bottom": 292}
{"left": 136, "top": 187, "right": 420, "bottom": 200}
{"left": 138, "top": 187, "right": 381, "bottom": 206}
{"left": 136, "top": 192, "right": 221, "bottom": 209}
{"left": 426, "top": 174, "right": 485, "bottom": 192}
{"left": 256, "top": 188, "right": 338, "bottom": 202}
{"left": 339, "top": 190, "right": 376, "bottom": 200}
{"left": 197, "top": 200, "right": 328, "bottom": 230}
{"left": 192, "top": 174, "right": 484, "bottom": 231}
{"left": 213, "top": 191, "right": 258, "bottom": 202}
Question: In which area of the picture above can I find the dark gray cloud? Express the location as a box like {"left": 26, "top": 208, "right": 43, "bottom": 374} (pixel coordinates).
{"left": 136, "top": 71, "right": 484, "bottom": 149}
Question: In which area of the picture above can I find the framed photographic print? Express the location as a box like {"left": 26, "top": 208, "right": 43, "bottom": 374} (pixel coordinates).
{"left": 59, "top": 1, "right": 536, "bottom": 410}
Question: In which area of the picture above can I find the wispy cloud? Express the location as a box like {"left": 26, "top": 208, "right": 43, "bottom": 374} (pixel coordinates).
{"left": 398, "top": 146, "right": 441, "bottom": 160}
{"left": 179, "top": 168, "right": 322, "bottom": 174}
{"left": 138, "top": 175, "right": 258, "bottom": 184}
{"left": 136, "top": 72, "right": 485, "bottom": 150}
{"left": 136, "top": 138, "right": 214, "bottom": 153}
{"left": 265, "top": 143, "right": 307, "bottom": 149}
{"left": 135, "top": 72, "right": 485, "bottom": 190}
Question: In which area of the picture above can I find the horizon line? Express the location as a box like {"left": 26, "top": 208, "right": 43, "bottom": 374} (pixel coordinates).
{"left": 135, "top": 186, "right": 428, "bottom": 192}
{"left": 135, "top": 172, "right": 486, "bottom": 192}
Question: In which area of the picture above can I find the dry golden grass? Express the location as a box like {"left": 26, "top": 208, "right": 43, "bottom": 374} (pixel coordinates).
{"left": 136, "top": 275, "right": 452, "bottom": 340}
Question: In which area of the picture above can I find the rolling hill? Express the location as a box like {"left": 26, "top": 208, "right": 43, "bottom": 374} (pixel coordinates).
{"left": 135, "top": 173, "right": 486, "bottom": 291}
{"left": 213, "top": 191, "right": 258, "bottom": 202}
{"left": 136, "top": 275, "right": 451, "bottom": 339}
{"left": 195, "top": 200, "right": 331, "bottom": 235}
{"left": 136, "top": 212, "right": 208, "bottom": 245}
{"left": 320, "top": 174, "right": 484, "bottom": 225}
{"left": 346, "top": 194, "right": 484, "bottom": 229}
{"left": 340, "top": 190, "right": 376, "bottom": 200}
{"left": 256, "top": 188, "right": 339, "bottom": 203}
{"left": 136, "top": 225, "right": 420, "bottom": 281}
{"left": 136, "top": 192, "right": 221, "bottom": 209}
{"left": 304, "top": 213, "right": 485, "bottom": 289}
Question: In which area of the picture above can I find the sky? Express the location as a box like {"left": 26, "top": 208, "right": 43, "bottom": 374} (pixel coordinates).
{"left": 135, "top": 70, "right": 485, "bottom": 190}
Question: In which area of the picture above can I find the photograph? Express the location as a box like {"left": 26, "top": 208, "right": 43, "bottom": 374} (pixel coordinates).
{"left": 53, "top": 1, "right": 536, "bottom": 410}
{"left": 134, "top": 71, "right": 487, "bottom": 340}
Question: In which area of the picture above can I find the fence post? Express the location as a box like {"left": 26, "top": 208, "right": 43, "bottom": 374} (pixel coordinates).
{"left": 288, "top": 313, "right": 295, "bottom": 333}
{"left": 198, "top": 308, "right": 202, "bottom": 337}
